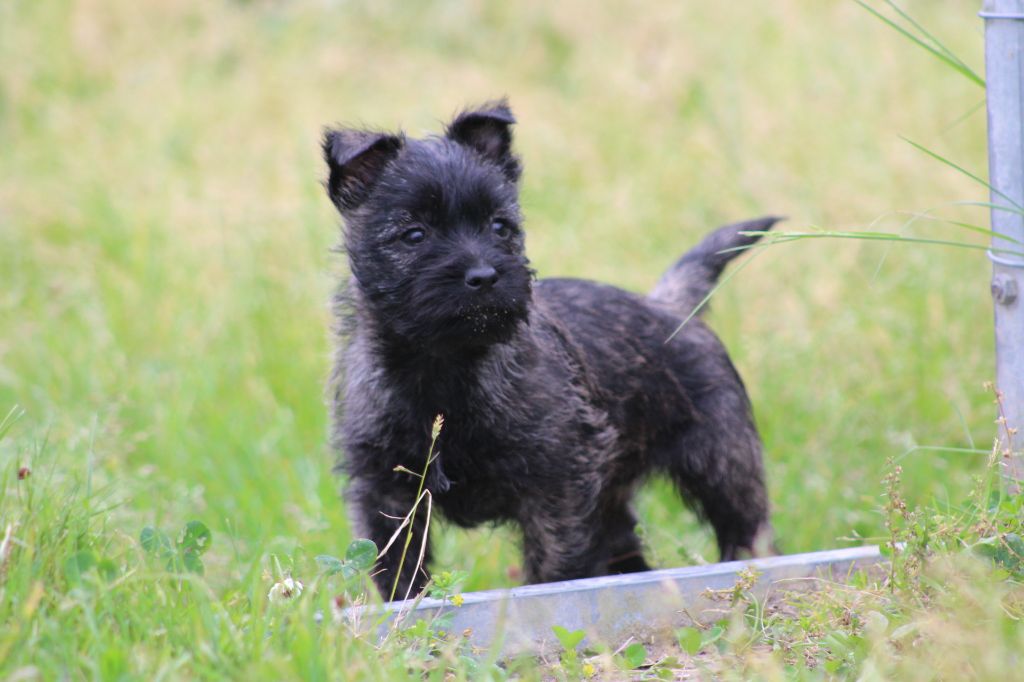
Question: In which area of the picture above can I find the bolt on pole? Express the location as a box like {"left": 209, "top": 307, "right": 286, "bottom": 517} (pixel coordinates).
{"left": 982, "top": 1, "right": 1024, "bottom": 491}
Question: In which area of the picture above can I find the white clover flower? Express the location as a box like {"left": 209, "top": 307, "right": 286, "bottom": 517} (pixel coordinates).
{"left": 267, "top": 576, "right": 304, "bottom": 603}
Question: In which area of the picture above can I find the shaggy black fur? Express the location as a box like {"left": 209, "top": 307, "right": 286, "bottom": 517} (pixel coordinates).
{"left": 323, "top": 100, "right": 777, "bottom": 600}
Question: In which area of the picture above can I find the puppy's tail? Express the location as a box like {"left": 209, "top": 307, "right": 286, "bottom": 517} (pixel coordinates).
{"left": 649, "top": 216, "right": 782, "bottom": 316}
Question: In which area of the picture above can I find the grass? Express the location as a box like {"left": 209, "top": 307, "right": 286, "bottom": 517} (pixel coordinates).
{"left": 1, "top": 0, "right": 1020, "bottom": 678}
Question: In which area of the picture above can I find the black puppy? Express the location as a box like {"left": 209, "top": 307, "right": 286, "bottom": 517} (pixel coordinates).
{"left": 323, "top": 100, "right": 776, "bottom": 600}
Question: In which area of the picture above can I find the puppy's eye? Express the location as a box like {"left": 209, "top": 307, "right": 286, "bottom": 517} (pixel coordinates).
{"left": 491, "top": 219, "right": 513, "bottom": 239}
{"left": 401, "top": 227, "right": 426, "bottom": 245}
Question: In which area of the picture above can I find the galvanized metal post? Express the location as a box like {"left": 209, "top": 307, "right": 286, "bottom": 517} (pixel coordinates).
{"left": 982, "top": 1, "right": 1024, "bottom": 490}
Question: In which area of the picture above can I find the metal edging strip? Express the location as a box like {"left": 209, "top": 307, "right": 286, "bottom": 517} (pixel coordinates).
{"left": 342, "top": 545, "right": 884, "bottom": 657}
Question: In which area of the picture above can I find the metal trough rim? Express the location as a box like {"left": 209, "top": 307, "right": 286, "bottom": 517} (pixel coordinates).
{"left": 392, "top": 545, "right": 880, "bottom": 609}
{"left": 349, "top": 545, "right": 883, "bottom": 658}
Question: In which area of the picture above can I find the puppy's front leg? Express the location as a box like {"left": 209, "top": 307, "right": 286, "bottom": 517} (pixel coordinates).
{"left": 347, "top": 476, "right": 432, "bottom": 601}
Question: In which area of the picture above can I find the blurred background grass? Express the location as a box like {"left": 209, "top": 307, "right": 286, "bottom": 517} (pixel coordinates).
{"left": 0, "top": 0, "right": 995, "bottom": 591}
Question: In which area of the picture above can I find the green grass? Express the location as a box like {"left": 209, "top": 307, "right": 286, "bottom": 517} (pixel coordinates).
{"left": 0, "top": 0, "right": 1018, "bottom": 678}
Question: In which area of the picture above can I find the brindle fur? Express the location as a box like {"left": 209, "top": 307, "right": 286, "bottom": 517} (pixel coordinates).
{"left": 323, "top": 100, "right": 776, "bottom": 599}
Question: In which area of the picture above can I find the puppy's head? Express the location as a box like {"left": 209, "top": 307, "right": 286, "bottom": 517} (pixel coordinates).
{"left": 323, "top": 100, "right": 533, "bottom": 352}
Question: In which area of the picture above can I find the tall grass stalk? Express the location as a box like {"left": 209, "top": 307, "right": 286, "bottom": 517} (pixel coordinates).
{"left": 381, "top": 415, "right": 444, "bottom": 603}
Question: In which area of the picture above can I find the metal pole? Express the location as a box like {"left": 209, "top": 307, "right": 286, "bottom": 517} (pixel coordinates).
{"left": 982, "top": 1, "right": 1024, "bottom": 490}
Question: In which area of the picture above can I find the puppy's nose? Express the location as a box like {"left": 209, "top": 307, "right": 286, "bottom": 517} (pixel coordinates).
{"left": 464, "top": 265, "right": 499, "bottom": 290}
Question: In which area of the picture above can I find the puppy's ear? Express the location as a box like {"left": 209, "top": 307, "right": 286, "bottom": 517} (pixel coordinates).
{"left": 322, "top": 129, "right": 404, "bottom": 212}
{"left": 446, "top": 99, "right": 520, "bottom": 182}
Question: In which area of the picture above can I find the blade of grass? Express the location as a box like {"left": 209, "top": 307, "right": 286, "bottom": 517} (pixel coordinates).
{"left": 0, "top": 406, "right": 23, "bottom": 441}
{"left": 858, "top": 209, "right": 1024, "bottom": 279}
{"left": 955, "top": 201, "right": 1024, "bottom": 217}
{"left": 723, "top": 229, "right": 1024, "bottom": 258}
{"left": 402, "top": 491, "right": 432, "bottom": 604}
{"left": 854, "top": 0, "right": 984, "bottom": 87}
{"left": 896, "top": 445, "right": 990, "bottom": 463}
{"left": 943, "top": 220, "right": 1023, "bottom": 244}
{"left": 940, "top": 99, "right": 986, "bottom": 134}
{"left": 877, "top": 210, "right": 1023, "bottom": 244}
{"left": 870, "top": 209, "right": 932, "bottom": 281}
{"left": 902, "top": 137, "right": 1023, "bottom": 211}
{"left": 881, "top": 0, "right": 982, "bottom": 84}
{"left": 951, "top": 401, "right": 976, "bottom": 451}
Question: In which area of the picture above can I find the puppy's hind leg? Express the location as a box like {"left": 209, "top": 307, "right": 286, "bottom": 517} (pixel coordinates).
{"left": 603, "top": 502, "right": 652, "bottom": 575}
{"left": 659, "top": 390, "right": 774, "bottom": 562}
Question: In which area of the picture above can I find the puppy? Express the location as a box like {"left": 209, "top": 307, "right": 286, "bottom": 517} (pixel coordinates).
{"left": 323, "top": 100, "right": 775, "bottom": 599}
